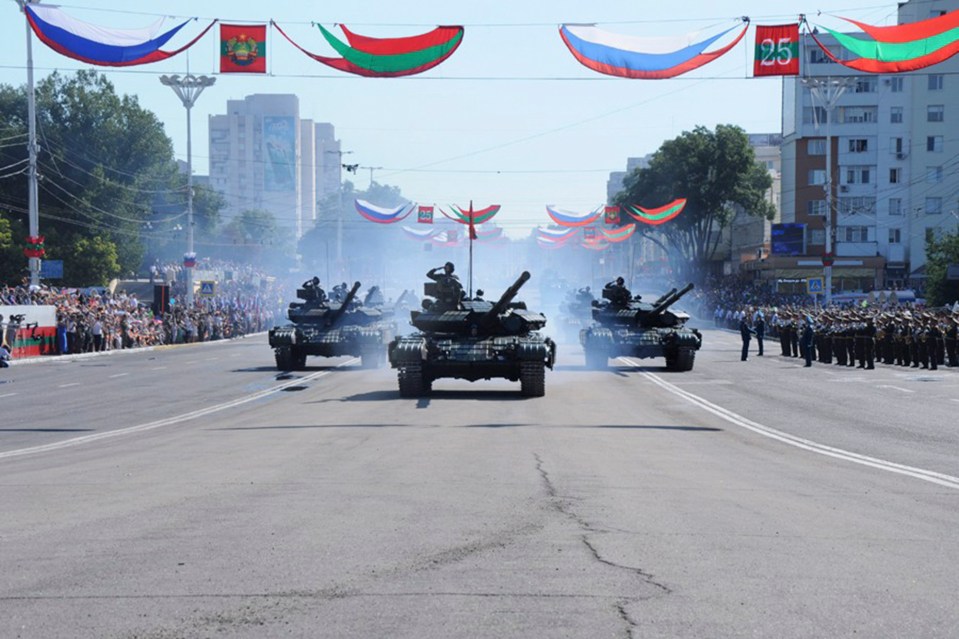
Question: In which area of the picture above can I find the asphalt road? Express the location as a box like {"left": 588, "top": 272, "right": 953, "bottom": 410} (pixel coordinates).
{"left": 1, "top": 326, "right": 957, "bottom": 638}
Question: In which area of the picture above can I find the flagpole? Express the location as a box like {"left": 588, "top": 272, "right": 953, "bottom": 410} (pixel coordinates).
{"left": 468, "top": 200, "right": 474, "bottom": 298}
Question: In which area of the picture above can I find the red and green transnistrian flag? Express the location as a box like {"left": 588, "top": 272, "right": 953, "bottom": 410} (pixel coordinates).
{"left": 417, "top": 206, "right": 434, "bottom": 224}
{"left": 220, "top": 24, "right": 267, "bottom": 73}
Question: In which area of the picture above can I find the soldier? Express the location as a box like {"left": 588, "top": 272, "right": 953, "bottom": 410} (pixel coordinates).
{"left": 739, "top": 314, "right": 755, "bottom": 361}
{"left": 945, "top": 316, "right": 959, "bottom": 367}
{"left": 301, "top": 276, "right": 327, "bottom": 303}
{"left": 801, "top": 316, "right": 815, "bottom": 367}
{"left": 862, "top": 316, "right": 876, "bottom": 369}
{"left": 603, "top": 276, "right": 632, "bottom": 306}
{"left": 926, "top": 316, "right": 940, "bottom": 371}
{"left": 427, "top": 262, "right": 465, "bottom": 310}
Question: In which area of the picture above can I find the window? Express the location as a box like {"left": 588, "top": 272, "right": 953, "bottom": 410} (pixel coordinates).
{"left": 808, "top": 139, "right": 827, "bottom": 155}
{"left": 838, "top": 197, "right": 876, "bottom": 215}
{"left": 838, "top": 106, "right": 877, "bottom": 123}
{"left": 855, "top": 77, "right": 877, "bottom": 93}
{"left": 889, "top": 198, "right": 902, "bottom": 216}
{"left": 809, "top": 229, "right": 826, "bottom": 245}
{"left": 928, "top": 74, "right": 944, "bottom": 91}
{"left": 888, "top": 228, "right": 901, "bottom": 244}
{"left": 927, "top": 135, "right": 944, "bottom": 152}
{"left": 803, "top": 106, "right": 829, "bottom": 125}
{"left": 808, "top": 48, "right": 833, "bottom": 64}
{"left": 927, "top": 105, "right": 944, "bottom": 122}
{"left": 890, "top": 77, "right": 904, "bottom": 93}
{"left": 807, "top": 200, "right": 827, "bottom": 216}
{"left": 891, "top": 137, "right": 904, "bottom": 156}
{"left": 926, "top": 166, "right": 944, "bottom": 183}
{"left": 890, "top": 107, "right": 903, "bottom": 123}
{"left": 808, "top": 169, "right": 826, "bottom": 185}
{"left": 848, "top": 139, "right": 869, "bottom": 152}
{"left": 841, "top": 226, "right": 870, "bottom": 242}
{"left": 889, "top": 168, "right": 901, "bottom": 184}
{"left": 925, "top": 196, "right": 943, "bottom": 214}
{"left": 844, "top": 166, "right": 872, "bottom": 184}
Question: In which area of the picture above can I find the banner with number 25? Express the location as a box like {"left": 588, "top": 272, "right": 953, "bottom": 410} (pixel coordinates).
{"left": 754, "top": 24, "right": 800, "bottom": 76}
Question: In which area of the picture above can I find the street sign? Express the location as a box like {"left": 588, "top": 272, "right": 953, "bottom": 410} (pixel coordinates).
{"left": 40, "top": 259, "right": 64, "bottom": 279}
{"left": 807, "top": 277, "right": 824, "bottom": 294}
{"left": 199, "top": 281, "right": 216, "bottom": 297}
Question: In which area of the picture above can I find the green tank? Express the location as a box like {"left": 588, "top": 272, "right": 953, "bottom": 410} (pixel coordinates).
{"left": 388, "top": 271, "right": 556, "bottom": 397}
{"left": 268, "top": 280, "right": 396, "bottom": 371}
{"left": 580, "top": 282, "right": 702, "bottom": 371}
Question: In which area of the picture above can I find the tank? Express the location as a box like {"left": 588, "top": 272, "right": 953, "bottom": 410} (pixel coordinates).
{"left": 558, "top": 286, "right": 595, "bottom": 341}
{"left": 579, "top": 282, "right": 702, "bottom": 371}
{"left": 388, "top": 271, "right": 556, "bottom": 397}
{"left": 268, "top": 280, "right": 396, "bottom": 371}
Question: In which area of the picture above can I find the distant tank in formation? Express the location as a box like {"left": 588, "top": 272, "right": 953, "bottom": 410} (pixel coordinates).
{"left": 580, "top": 279, "right": 702, "bottom": 371}
{"left": 268, "top": 278, "right": 396, "bottom": 371}
{"left": 388, "top": 267, "right": 556, "bottom": 397}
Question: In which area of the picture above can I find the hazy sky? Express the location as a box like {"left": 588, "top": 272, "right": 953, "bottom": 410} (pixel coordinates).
{"left": 1, "top": 1, "right": 902, "bottom": 237}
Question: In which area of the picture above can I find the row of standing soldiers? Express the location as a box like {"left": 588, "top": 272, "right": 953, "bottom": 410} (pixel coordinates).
{"left": 771, "top": 311, "right": 959, "bottom": 370}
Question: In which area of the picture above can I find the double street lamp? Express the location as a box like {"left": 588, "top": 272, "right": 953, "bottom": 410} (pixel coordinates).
{"left": 159, "top": 74, "right": 215, "bottom": 307}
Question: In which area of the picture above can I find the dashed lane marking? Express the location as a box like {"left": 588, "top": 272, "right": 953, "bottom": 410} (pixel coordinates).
{"left": 150, "top": 366, "right": 167, "bottom": 371}
{"left": 0, "top": 359, "right": 358, "bottom": 461}
{"left": 57, "top": 383, "right": 80, "bottom": 388}
{"left": 878, "top": 385, "right": 915, "bottom": 393}
{"left": 0, "top": 393, "right": 17, "bottom": 398}
{"left": 622, "top": 358, "right": 959, "bottom": 491}
{"left": 109, "top": 373, "right": 129, "bottom": 379}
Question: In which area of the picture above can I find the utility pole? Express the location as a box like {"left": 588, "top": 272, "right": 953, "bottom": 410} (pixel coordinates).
{"left": 361, "top": 165, "right": 383, "bottom": 188}
{"left": 159, "top": 74, "right": 215, "bottom": 307}
{"left": 18, "top": 0, "right": 40, "bottom": 289}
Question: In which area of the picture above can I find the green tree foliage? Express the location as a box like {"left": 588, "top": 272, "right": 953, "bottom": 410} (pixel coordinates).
{"left": 924, "top": 231, "right": 959, "bottom": 307}
{"left": 0, "top": 71, "right": 189, "bottom": 283}
{"left": 0, "top": 213, "right": 23, "bottom": 283}
{"left": 218, "top": 208, "right": 294, "bottom": 271}
{"left": 615, "top": 124, "right": 775, "bottom": 282}
{"left": 65, "top": 235, "right": 121, "bottom": 286}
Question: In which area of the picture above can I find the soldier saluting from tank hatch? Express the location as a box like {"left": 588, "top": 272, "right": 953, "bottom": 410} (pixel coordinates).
{"left": 427, "top": 262, "right": 465, "bottom": 310}
{"left": 603, "top": 276, "right": 633, "bottom": 306}
{"left": 301, "top": 276, "right": 327, "bottom": 303}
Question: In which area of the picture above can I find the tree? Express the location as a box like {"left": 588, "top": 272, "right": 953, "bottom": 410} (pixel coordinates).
{"left": 0, "top": 71, "right": 180, "bottom": 282}
{"left": 615, "top": 125, "right": 775, "bottom": 282}
{"left": 924, "top": 231, "right": 959, "bottom": 306}
{"left": 64, "top": 235, "right": 121, "bottom": 286}
{"left": 218, "top": 208, "right": 294, "bottom": 271}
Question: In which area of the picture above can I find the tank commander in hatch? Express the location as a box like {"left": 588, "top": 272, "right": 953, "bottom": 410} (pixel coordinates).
{"left": 427, "top": 262, "right": 465, "bottom": 310}
{"left": 604, "top": 276, "right": 632, "bottom": 306}
{"left": 301, "top": 276, "right": 327, "bottom": 303}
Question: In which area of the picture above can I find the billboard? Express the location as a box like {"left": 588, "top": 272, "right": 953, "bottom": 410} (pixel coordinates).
{"left": 771, "top": 223, "right": 805, "bottom": 256}
{"left": 263, "top": 116, "right": 296, "bottom": 192}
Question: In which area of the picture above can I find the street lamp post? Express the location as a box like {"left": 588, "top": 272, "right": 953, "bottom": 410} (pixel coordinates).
{"left": 17, "top": 0, "right": 40, "bottom": 289}
{"left": 160, "top": 74, "right": 215, "bottom": 307}
{"left": 803, "top": 76, "right": 854, "bottom": 307}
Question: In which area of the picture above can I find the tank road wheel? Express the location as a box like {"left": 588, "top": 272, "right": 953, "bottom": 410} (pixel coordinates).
{"left": 275, "top": 346, "right": 294, "bottom": 371}
{"left": 398, "top": 365, "right": 426, "bottom": 398}
{"left": 520, "top": 362, "right": 546, "bottom": 397}
{"left": 585, "top": 346, "right": 608, "bottom": 370}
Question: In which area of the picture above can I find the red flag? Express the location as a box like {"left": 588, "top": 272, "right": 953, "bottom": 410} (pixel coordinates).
{"left": 604, "top": 206, "right": 620, "bottom": 225}
{"left": 220, "top": 24, "right": 267, "bottom": 73}
{"left": 754, "top": 24, "right": 800, "bottom": 76}
{"left": 417, "top": 205, "right": 434, "bottom": 224}
{"left": 468, "top": 200, "right": 478, "bottom": 240}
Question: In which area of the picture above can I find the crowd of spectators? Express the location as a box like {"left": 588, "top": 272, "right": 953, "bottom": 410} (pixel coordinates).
{"left": 1, "top": 259, "right": 288, "bottom": 357}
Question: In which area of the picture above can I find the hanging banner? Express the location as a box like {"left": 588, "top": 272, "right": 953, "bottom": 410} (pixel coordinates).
{"left": 221, "top": 24, "right": 267, "bottom": 73}
{"left": 417, "top": 205, "right": 434, "bottom": 224}
{"left": 753, "top": 24, "right": 800, "bottom": 76}
{"left": 604, "top": 206, "right": 621, "bottom": 224}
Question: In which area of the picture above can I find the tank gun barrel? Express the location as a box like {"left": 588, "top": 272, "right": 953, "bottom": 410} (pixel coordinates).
{"left": 652, "top": 288, "right": 678, "bottom": 307}
{"left": 650, "top": 282, "right": 694, "bottom": 316}
{"left": 326, "top": 281, "right": 362, "bottom": 326}
{"left": 482, "top": 271, "right": 530, "bottom": 323}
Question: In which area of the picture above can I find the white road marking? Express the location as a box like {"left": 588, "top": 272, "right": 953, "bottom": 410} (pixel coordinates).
{"left": 58, "top": 383, "right": 80, "bottom": 388}
{"left": 621, "top": 358, "right": 959, "bottom": 491}
{"left": 109, "top": 373, "right": 129, "bottom": 379}
{"left": 0, "top": 393, "right": 18, "bottom": 398}
{"left": 0, "top": 360, "right": 358, "bottom": 461}
{"left": 150, "top": 366, "right": 167, "bottom": 371}
{"left": 878, "top": 385, "right": 915, "bottom": 394}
